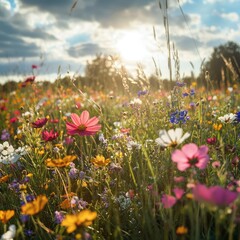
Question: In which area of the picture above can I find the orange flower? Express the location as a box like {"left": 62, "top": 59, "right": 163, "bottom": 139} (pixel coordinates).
{"left": 176, "top": 226, "right": 188, "bottom": 235}
{"left": 21, "top": 195, "right": 48, "bottom": 215}
{"left": 61, "top": 209, "right": 97, "bottom": 233}
{"left": 0, "top": 210, "right": 15, "bottom": 224}
{"left": 59, "top": 199, "right": 74, "bottom": 210}
{"left": 45, "top": 155, "right": 76, "bottom": 167}
{"left": 0, "top": 174, "right": 12, "bottom": 183}
{"left": 91, "top": 155, "right": 110, "bottom": 167}
{"left": 213, "top": 123, "right": 222, "bottom": 131}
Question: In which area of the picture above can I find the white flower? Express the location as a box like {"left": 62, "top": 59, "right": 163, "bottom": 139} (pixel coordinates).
{"left": 0, "top": 143, "right": 27, "bottom": 164}
{"left": 218, "top": 113, "right": 236, "bottom": 123}
{"left": 0, "top": 142, "right": 14, "bottom": 156}
{"left": 127, "top": 140, "right": 142, "bottom": 150}
{"left": 22, "top": 111, "right": 32, "bottom": 119}
{"left": 130, "top": 98, "right": 142, "bottom": 106}
{"left": 155, "top": 128, "right": 190, "bottom": 147}
{"left": 1, "top": 225, "right": 16, "bottom": 240}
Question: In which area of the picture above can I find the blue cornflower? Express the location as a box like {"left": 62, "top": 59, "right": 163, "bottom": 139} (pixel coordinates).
{"left": 176, "top": 82, "right": 186, "bottom": 87}
{"left": 190, "top": 89, "right": 195, "bottom": 96}
{"left": 138, "top": 90, "right": 148, "bottom": 97}
{"left": 235, "top": 112, "right": 240, "bottom": 123}
{"left": 170, "top": 110, "right": 189, "bottom": 124}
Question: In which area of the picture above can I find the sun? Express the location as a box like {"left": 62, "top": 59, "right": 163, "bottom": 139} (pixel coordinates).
{"left": 116, "top": 32, "right": 148, "bottom": 62}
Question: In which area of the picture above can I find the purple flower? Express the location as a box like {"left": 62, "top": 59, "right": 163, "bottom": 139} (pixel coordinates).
{"left": 69, "top": 167, "right": 79, "bottom": 179}
{"left": 1, "top": 129, "right": 10, "bottom": 141}
{"left": 54, "top": 211, "right": 64, "bottom": 224}
{"left": 20, "top": 214, "right": 30, "bottom": 223}
{"left": 137, "top": 90, "right": 148, "bottom": 97}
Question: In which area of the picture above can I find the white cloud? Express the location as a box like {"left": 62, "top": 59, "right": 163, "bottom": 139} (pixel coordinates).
{"left": 220, "top": 12, "right": 239, "bottom": 22}
{"left": 0, "top": 0, "right": 11, "bottom": 17}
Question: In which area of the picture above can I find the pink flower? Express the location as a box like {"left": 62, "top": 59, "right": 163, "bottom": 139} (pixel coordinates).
{"left": 162, "top": 188, "right": 184, "bottom": 208}
{"left": 32, "top": 118, "right": 48, "bottom": 128}
{"left": 193, "top": 184, "right": 238, "bottom": 207}
{"left": 42, "top": 130, "right": 58, "bottom": 141}
{"left": 66, "top": 110, "right": 101, "bottom": 136}
{"left": 172, "top": 143, "right": 209, "bottom": 171}
{"left": 173, "top": 188, "right": 185, "bottom": 200}
{"left": 162, "top": 194, "right": 177, "bottom": 208}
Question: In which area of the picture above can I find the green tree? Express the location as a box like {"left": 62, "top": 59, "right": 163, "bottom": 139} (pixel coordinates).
{"left": 201, "top": 41, "right": 240, "bottom": 89}
{"left": 84, "top": 54, "right": 129, "bottom": 93}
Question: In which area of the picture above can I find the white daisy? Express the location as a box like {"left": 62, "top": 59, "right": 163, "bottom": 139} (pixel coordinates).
{"left": 155, "top": 128, "right": 190, "bottom": 147}
{"left": 1, "top": 225, "right": 16, "bottom": 240}
{"left": 218, "top": 113, "right": 236, "bottom": 123}
{"left": 0, "top": 142, "right": 14, "bottom": 156}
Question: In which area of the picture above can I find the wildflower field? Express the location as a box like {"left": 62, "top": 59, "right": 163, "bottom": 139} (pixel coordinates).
{"left": 0, "top": 77, "right": 240, "bottom": 240}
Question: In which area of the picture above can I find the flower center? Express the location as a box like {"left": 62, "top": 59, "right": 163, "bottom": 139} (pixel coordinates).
{"left": 169, "top": 141, "right": 178, "bottom": 147}
{"left": 189, "top": 158, "right": 199, "bottom": 165}
{"left": 78, "top": 124, "right": 87, "bottom": 131}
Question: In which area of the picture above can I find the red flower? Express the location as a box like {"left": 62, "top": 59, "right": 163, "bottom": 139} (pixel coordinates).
{"left": 206, "top": 137, "right": 217, "bottom": 145}
{"left": 42, "top": 130, "right": 58, "bottom": 141}
{"left": 32, "top": 118, "right": 48, "bottom": 128}
{"left": 66, "top": 110, "right": 101, "bottom": 136}
{"left": 21, "top": 76, "right": 35, "bottom": 87}
{"left": 32, "top": 64, "right": 38, "bottom": 69}
{"left": 50, "top": 119, "right": 59, "bottom": 123}
{"left": 10, "top": 117, "right": 18, "bottom": 123}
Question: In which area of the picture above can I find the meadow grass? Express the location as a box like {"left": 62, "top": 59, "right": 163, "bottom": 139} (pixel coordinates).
{"left": 0, "top": 74, "right": 240, "bottom": 240}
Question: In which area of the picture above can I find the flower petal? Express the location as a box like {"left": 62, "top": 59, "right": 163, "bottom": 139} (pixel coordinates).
{"left": 70, "top": 113, "right": 81, "bottom": 126}
{"left": 80, "top": 111, "right": 90, "bottom": 124}
{"left": 181, "top": 143, "right": 198, "bottom": 159}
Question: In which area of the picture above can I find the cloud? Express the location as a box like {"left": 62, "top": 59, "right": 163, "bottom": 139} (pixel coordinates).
{"left": 68, "top": 43, "right": 109, "bottom": 57}
{"left": 220, "top": 12, "right": 239, "bottom": 22}
{"left": 0, "top": 0, "right": 11, "bottom": 18}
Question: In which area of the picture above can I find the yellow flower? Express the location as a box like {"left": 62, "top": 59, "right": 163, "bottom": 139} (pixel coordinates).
{"left": 176, "top": 226, "right": 188, "bottom": 235}
{"left": 186, "top": 193, "right": 193, "bottom": 199}
{"left": 61, "top": 209, "right": 97, "bottom": 233}
{"left": 45, "top": 155, "right": 76, "bottom": 167}
{"left": 21, "top": 195, "right": 48, "bottom": 215}
{"left": 213, "top": 123, "right": 222, "bottom": 131}
{"left": 0, "top": 210, "right": 15, "bottom": 224}
{"left": 91, "top": 155, "right": 110, "bottom": 167}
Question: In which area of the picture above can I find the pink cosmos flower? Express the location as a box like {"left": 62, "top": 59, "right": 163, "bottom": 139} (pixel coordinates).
{"left": 162, "top": 188, "right": 184, "bottom": 208}
{"left": 162, "top": 194, "right": 177, "bottom": 208}
{"left": 66, "top": 110, "right": 101, "bottom": 136}
{"left": 42, "top": 130, "right": 59, "bottom": 141}
{"left": 32, "top": 118, "right": 48, "bottom": 128}
{"left": 193, "top": 184, "right": 238, "bottom": 207}
{"left": 172, "top": 143, "right": 209, "bottom": 171}
{"left": 173, "top": 188, "right": 185, "bottom": 200}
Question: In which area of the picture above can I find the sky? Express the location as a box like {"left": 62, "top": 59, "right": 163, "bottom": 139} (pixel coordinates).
{"left": 0, "top": 0, "right": 240, "bottom": 84}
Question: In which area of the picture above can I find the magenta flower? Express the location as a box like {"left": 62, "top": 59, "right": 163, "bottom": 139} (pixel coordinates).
{"left": 173, "top": 188, "right": 185, "bottom": 200}
{"left": 172, "top": 143, "right": 209, "bottom": 171}
{"left": 66, "top": 110, "right": 101, "bottom": 136}
{"left": 162, "top": 194, "right": 177, "bottom": 208}
{"left": 193, "top": 184, "right": 238, "bottom": 207}
{"left": 42, "top": 130, "right": 59, "bottom": 141}
{"left": 206, "top": 137, "right": 217, "bottom": 145}
{"left": 32, "top": 118, "right": 48, "bottom": 128}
